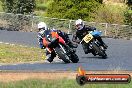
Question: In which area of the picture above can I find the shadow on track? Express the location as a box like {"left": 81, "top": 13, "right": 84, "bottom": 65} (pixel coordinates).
{"left": 81, "top": 56, "right": 108, "bottom": 59}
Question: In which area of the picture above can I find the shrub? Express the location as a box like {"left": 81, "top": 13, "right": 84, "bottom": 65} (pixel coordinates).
{"left": 93, "top": 4, "right": 127, "bottom": 24}
{"left": 46, "top": 0, "right": 101, "bottom": 21}
{"left": 124, "top": 9, "right": 132, "bottom": 26}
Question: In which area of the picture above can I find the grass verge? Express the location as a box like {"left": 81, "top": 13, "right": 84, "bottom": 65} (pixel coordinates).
{"left": 0, "top": 43, "right": 45, "bottom": 63}
{"left": 0, "top": 78, "right": 131, "bottom": 88}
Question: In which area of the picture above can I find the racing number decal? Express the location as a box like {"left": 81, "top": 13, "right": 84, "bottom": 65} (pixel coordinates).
{"left": 83, "top": 34, "right": 93, "bottom": 43}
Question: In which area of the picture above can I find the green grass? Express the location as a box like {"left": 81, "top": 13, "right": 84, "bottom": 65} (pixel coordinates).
{"left": 0, "top": 43, "right": 45, "bottom": 63}
{"left": 0, "top": 78, "right": 131, "bottom": 88}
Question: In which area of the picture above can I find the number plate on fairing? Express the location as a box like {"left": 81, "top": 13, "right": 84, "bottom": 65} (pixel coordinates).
{"left": 83, "top": 34, "right": 93, "bottom": 43}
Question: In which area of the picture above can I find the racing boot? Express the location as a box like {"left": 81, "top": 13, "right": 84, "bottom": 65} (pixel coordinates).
{"left": 45, "top": 50, "right": 53, "bottom": 63}
{"left": 46, "top": 54, "right": 53, "bottom": 63}
{"left": 84, "top": 48, "right": 90, "bottom": 54}
{"left": 46, "top": 51, "right": 56, "bottom": 63}
{"left": 82, "top": 43, "right": 90, "bottom": 54}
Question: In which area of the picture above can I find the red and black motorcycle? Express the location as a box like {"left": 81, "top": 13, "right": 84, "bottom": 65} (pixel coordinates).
{"left": 43, "top": 31, "right": 79, "bottom": 63}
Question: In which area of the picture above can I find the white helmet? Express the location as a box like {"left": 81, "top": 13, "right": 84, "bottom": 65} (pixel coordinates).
{"left": 75, "top": 19, "right": 84, "bottom": 30}
{"left": 37, "top": 22, "right": 47, "bottom": 30}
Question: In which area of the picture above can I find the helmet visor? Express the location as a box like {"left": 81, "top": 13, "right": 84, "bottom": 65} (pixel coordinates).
{"left": 76, "top": 24, "right": 83, "bottom": 30}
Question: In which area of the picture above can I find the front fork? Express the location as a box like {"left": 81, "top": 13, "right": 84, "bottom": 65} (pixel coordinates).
{"left": 94, "top": 39, "right": 105, "bottom": 51}
{"left": 59, "top": 44, "right": 73, "bottom": 57}
{"left": 59, "top": 44, "right": 67, "bottom": 54}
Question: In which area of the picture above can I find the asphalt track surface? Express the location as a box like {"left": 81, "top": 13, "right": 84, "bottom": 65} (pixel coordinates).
{"left": 0, "top": 30, "right": 132, "bottom": 71}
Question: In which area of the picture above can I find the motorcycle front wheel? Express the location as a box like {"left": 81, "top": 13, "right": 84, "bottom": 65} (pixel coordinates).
{"left": 92, "top": 42, "right": 107, "bottom": 59}
{"left": 54, "top": 47, "right": 70, "bottom": 63}
{"left": 70, "top": 54, "right": 79, "bottom": 63}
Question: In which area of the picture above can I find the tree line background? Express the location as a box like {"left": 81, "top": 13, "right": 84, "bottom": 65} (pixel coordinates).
{"left": 0, "top": 0, "right": 131, "bottom": 25}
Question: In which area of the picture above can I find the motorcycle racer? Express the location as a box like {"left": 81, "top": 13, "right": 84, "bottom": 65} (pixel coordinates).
{"left": 37, "top": 22, "right": 77, "bottom": 62}
{"left": 72, "top": 19, "right": 108, "bottom": 54}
